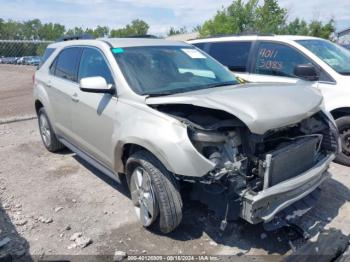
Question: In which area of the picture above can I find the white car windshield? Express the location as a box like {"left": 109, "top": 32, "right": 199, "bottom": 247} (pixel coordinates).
{"left": 297, "top": 39, "right": 350, "bottom": 75}
{"left": 112, "top": 46, "right": 239, "bottom": 96}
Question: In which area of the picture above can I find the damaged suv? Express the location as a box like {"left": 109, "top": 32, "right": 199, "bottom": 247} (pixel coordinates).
{"left": 34, "top": 37, "right": 340, "bottom": 233}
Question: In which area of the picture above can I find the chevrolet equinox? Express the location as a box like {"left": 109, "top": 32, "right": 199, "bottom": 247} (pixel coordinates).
{"left": 34, "top": 37, "right": 340, "bottom": 233}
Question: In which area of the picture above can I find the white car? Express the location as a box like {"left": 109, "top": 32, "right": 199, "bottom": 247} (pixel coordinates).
{"left": 189, "top": 35, "right": 350, "bottom": 166}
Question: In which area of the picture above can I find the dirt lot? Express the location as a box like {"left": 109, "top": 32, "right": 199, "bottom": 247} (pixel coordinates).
{"left": 0, "top": 65, "right": 36, "bottom": 121}
{"left": 0, "top": 65, "right": 349, "bottom": 261}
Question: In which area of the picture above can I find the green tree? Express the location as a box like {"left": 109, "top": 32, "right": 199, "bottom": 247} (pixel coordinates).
{"left": 256, "top": 0, "right": 287, "bottom": 33}
{"left": 110, "top": 19, "right": 149, "bottom": 37}
{"left": 22, "top": 19, "right": 42, "bottom": 40}
{"left": 283, "top": 18, "right": 309, "bottom": 35}
{"left": 200, "top": 0, "right": 259, "bottom": 36}
{"left": 192, "top": 25, "right": 202, "bottom": 32}
{"left": 66, "top": 27, "right": 85, "bottom": 36}
{"left": 93, "top": 26, "right": 109, "bottom": 37}
{"left": 308, "top": 19, "right": 335, "bottom": 39}
{"left": 38, "top": 23, "right": 65, "bottom": 40}
{"left": 199, "top": 0, "right": 335, "bottom": 39}
{"left": 0, "top": 20, "right": 23, "bottom": 39}
{"left": 167, "top": 26, "right": 187, "bottom": 36}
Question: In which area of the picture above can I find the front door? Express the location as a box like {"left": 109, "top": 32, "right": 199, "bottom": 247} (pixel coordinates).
{"left": 71, "top": 47, "right": 117, "bottom": 169}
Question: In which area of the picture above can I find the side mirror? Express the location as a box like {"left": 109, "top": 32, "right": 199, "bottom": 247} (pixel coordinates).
{"left": 79, "top": 76, "right": 114, "bottom": 94}
{"left": 294, "top": 64, "right": 319, "bottom": 81}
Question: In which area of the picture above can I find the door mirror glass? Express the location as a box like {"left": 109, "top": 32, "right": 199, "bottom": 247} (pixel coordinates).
{"left": 294, "top": 64, "right": 319, "bottom": 81}
{"left": 79, "top": 76, "right": 113, "bottom": 93}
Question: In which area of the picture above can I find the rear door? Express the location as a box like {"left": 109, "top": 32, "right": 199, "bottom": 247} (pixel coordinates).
{"left": 71, "top": 47, "right": 117, "bottom": 168}
{"left": 48, "top": 47, "right": 82, "bottom": 141}
{"left": 204, "top": 41, "right": 252, "bottom": 80}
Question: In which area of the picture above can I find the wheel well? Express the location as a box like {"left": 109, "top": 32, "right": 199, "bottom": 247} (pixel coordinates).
{"left": 121, "top": 144, "right": 150, "bottom": 167}
{"left": 330, "top": 108, "right": 350, "bottom": 120}
{"left": 121, "top": 143, "right": 173, "bottom": 174}
{"left": 35, "top": 100, "right": 44, "bottom": 114}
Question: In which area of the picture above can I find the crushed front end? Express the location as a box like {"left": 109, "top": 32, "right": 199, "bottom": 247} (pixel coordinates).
{"left": 166, "top": 106, "right": 340, "bottom": 227}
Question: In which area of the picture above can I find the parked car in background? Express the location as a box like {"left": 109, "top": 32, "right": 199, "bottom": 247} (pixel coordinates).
{"left": 8, "top": 57, "right": 18, "bottom": 64}
{"left": 26, "top": 56, "right": 41, "bottom": 66}
{"left": 33, "top": 37, "right": 339, "bottom": 233}
{"left": 189, "top": 35, "right": 350, "bottom": 166}
{"left": 16, "top": 56, "right": 26, "bottom": 64}
{"left": 22, "top": 56, "right": 33, "bottom": 65}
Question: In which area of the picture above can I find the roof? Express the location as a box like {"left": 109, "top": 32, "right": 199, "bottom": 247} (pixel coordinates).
{"left": 103, "top": 38, "right": 190, "bottom": 48}
{"left": 188, "top": 34, "right": 321, "bottom": 43}
{"left": 48, "top": 37, "right": 190, "bottom": 49}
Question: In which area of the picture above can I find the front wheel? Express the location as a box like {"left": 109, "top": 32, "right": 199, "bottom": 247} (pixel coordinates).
{"left": 335, "top": 116, "right": 350, "bottom": 167}
{"left": 126, "top": 151, "right": 183, "bottom": 233}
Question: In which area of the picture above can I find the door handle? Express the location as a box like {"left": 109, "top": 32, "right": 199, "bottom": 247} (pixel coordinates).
{"left": 46, "top": 81, "right": 52, "bottom": 88}
{"left": 71, "top": 93, "right": 79, "bottom": 103}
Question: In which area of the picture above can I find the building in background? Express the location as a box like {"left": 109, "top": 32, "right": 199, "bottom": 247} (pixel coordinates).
{"left": 166, "top": 32, "right": 199, "bottom": 41}
{"left": 337, "top": 27, "right": 350, "bottom": 45}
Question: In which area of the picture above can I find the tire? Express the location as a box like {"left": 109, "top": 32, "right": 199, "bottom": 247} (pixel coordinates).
{"left": 38, "top": 108, "right": 65, "bottom": 152}
{"left": 126, "top": 150, "right": 183, "bottom": 233}
{"left": 334, "top": 116, "right": 350, "bottom": 167}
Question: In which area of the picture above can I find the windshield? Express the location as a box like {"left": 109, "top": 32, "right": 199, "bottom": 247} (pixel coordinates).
{"left": 297, "top": 39, "right": 350, "bottom": 75}
{"left": 112, "top": 46, "right": 239, "bottom": 96}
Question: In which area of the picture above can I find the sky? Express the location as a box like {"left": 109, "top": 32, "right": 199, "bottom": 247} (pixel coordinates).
{"left": 0, "top": 0, "right": 349, "bottom": 35}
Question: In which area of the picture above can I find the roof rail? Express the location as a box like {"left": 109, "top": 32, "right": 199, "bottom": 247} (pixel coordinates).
{"left": 117, "top": 35, "right": 159, "bottom": 39}
{"left": 56, "top": 34, "right": 95, "bottom": 42}
{"left": 189, "top": 33, "right": 274, "bottom": 41}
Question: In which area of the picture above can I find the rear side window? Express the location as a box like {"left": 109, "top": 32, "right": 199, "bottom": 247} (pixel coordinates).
{"left": 54, "top": 47, "right": 82, "bottom": 82}
{"left": 207, "top": 41, "right": 252, "bottom": 72}
{"left": 39, "top": 48, "right": 55, "bottom": 67}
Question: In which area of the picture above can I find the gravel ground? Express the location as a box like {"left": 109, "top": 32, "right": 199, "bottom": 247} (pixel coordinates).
{"left": 0, "top": 65, "right": 36, "bottom": 121}
{"left": 0, "top": 65, "right": 349, "bottom": 261}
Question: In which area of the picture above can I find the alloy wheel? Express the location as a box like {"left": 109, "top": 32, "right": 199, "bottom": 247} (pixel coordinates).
{"left": 130, "top": 166, "right": 158, "bottom": 226}
{"left": 39, "top": 114, "right": 51, "bottom": 147}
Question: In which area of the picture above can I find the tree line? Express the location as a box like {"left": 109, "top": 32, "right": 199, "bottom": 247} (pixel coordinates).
{"left": 0, "top": 18, "right": 149, "bottom": 40}
{"left": 0, "top": 0, "right": 336, "bottom": 41}
{"left": 198, "top": 0, "right": 335, "bottom": 39}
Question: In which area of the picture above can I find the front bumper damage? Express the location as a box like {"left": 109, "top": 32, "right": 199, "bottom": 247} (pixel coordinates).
{"left": 239, "top": 153, "right": 335, "bottom": 224}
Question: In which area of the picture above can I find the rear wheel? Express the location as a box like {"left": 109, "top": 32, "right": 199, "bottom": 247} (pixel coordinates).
{"left": 126, "top": 150, "right": 183, "bottom": 233}
{"left": 335, "top": 116, "right": 350, "bottom": 167}
{"left": 38, "top": 108, "right": 65, "bottom": 152}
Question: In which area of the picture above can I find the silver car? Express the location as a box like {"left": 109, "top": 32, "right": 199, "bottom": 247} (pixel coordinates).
{"left": 33, "top": 37, "right": 340, "bottom": 233}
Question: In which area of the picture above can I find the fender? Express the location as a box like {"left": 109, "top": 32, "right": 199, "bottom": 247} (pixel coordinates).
{"left": 113, "top": 138, "right": 175, "bottom": 175}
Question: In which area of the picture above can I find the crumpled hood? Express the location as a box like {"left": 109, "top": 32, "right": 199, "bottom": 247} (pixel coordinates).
{"left": 146, "top": 83, "right": 323, "bottom": 134}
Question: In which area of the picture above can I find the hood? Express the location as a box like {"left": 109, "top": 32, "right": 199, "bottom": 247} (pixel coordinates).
{"left": 146, "top": 83, "right": 323, "bottom": 134}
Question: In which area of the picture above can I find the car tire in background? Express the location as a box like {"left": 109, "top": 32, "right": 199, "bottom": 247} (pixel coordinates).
{"left": 38, "top": 108, "right": 65, "bottom": 152}
{"left": 126, "top": 150, "right": 183, "bottom": 233}
{"left": 335, "top": 116, "right": 350, "bottom": 167}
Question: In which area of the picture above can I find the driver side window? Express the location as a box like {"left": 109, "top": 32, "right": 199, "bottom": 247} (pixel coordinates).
{"left": 254, "top": 42, "right": 311, "bottom": 78}
{"left": 78, "top": 48, "right": 114, "bottom": 85}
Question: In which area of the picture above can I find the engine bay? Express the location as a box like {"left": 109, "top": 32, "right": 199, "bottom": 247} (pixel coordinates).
{"left": 152, "top": 103, "right": 338, "bottom": 225}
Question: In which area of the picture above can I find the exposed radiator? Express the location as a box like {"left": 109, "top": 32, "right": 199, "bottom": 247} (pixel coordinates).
{"left": 266, "top": 137, "right": 320, "bottom": 187}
